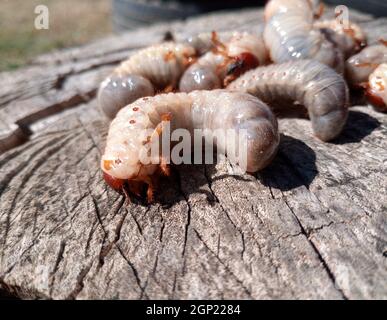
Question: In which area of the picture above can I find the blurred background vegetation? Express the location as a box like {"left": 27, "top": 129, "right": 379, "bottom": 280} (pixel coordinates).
{"left": 0, "top": 0, "right": 385, "bottom": 72}
{"left": 0, "top": 0, "right": 264, "bottom": 72}
{"left": 0, "top": 0, "right": 111, "bottom": 71}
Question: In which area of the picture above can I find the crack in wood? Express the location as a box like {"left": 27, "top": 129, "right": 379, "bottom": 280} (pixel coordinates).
{"left": 282, "top": 196, "right": 349, "bottom": 300}
{"left": 193, "top": 229, "right": 253, "bottom": 299}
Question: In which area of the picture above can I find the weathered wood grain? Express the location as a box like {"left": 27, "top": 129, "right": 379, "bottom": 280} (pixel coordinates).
{"left": 0, "top": 7, "right": 386, "bottom": 300}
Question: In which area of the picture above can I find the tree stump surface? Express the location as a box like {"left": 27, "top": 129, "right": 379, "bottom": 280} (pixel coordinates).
{"left": 0, "top": 7, "right": 386, "bottom": 300}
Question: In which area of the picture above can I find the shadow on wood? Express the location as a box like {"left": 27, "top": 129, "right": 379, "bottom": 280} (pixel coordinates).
{"left": 122, "top": 134, "right": 318, "bottom": 205}
{"left": 333, "top": 110, "right": 381, "bottom": 144}
{"left": 258, "top": 134, "right": 318, "bottom": 191}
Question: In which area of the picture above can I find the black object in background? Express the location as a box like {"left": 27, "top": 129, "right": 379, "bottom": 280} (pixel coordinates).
{"left": 113, "top": 0, "right": 386, "bottom": 32}
{"left": 112, "top": 0, "right": 266, "bottom": 31}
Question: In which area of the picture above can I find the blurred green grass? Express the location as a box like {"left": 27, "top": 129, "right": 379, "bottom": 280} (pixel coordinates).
{"left": 0, "top": 0, "right": 111, "bottom": 71}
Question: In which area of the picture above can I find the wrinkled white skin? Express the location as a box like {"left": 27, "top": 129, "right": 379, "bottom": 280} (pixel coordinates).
{"left": 98, "top": 75, "right": 155, "bottom": 119}
{"left": 179, "top": 52, "right": 224, "bottom": 92}
{"left": 346, "top": 44, "right": 387, "bottom": 86}
{"left": 117, "top": 42, "right": 196, "bottom": 89}
{"left": 183, "top": 31, "right": 235, "bottom": 55}
{"left": 264, "top": 0, "right": 344, "bottom": 73}
{"left": 228, "top": 59, "right": 349, "bottom": 141}
{"left": 179, "top": 32, "right": 269, "bottom": 92}
{"left": 226, "top": 32, "right": 269, "bottom": 65}
{"left": 367, "top": 63, "right": 387, "bottom": 109}
{"left": 264, "top": 0, "right": 322, "bottom": 21}
{"left": 101, "top": 90, "right": 279, "bottom": 182}
{"left": 314, "top": 19, "right": 366, "bottom": 58}
{"left": 182, "top": 27, "right": 266, "bottom": 54}
{"left": 98, "top": 42, "right": 196, "bottom": 119}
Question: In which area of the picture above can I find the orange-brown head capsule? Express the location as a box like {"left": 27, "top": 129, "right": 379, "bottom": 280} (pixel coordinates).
{"left": 365, "top": 87, "right": 387, "bottom": 111}
{"left": 224, "top": 52, "right": 260, "bottom": 86}
{"left": 103, "top": 172, "right": 125, "bottom": 191}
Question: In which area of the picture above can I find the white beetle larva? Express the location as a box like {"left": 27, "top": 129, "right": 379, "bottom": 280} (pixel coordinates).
{"left": 228, "top": 59, "right": 349, "bottom": 141}
{"left": 101, "top": 90, "right": 279, "bottom": 201}
{"left": 345, "top": 42, "right": 387, "bottom": 87}
{"left": 98, "top": 42, "right": 197, "bottom": 119}
{"left": 345, "top": 41, "right": 387, "bottom": 111}
{"left": 179, "top": 32, "right": 269, "bottom": 92}
{"left": 263, "top": 0, "right": 344, "bottom": 73}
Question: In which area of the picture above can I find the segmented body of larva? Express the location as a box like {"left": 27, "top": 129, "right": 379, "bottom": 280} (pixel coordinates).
{"left": 345, "top": 43, "right": 387, "bottom": 86}
{"left": 227, "top": 59, "right": 349, "bottom": 141}
{"left": 101, "top": 90, "right": 279, "bottom": 201}
{"left": 263, "top": 0, "right": 344, "bottom": 73}
{"left": 98, "top": 42, "right": 197, "bottom": 119}
{"left": 366, "top": 63, "right": 387, "bottom": 111}
{"left": 179, "top": 32, "right": 269, "bottom": 92}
